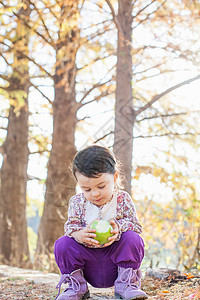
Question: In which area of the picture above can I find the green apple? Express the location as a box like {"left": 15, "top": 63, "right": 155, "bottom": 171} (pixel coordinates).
{"left": 90, "top": 220, "right": 114, "bottom": 245}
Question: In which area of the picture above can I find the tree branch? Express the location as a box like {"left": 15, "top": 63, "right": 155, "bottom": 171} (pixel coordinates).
{"left": 29, "top": 150, "right": 50, "bottom": 155}
{"left": 39, "top": 1, "right": 57, "bottom": 19}
{"left": 1, "top": 2, "right": 55, "bottom": 47}
{"left": 81, "top": 90, "right": 114, "bottom": 107}
{"left": 134, "top": 131, "right": 199, "bottom": 139}
{"left": 135, "top": 74, "right": 200, "bottom": 116}
{"left": 1, "top": 39, "right": 53, "bottom": 78}
{"left": 82, "top": 126, "right": 200, "bottom": 146}
{"left": 27, "top": 174, "right": 46, "bottom": 181}
{"left": 81, "top": 19, "right": 112, "bottom": 31}
{"left": 0, "top": 126, "right": 7, "bottom": 130}
{"left": 30, "top": 82, "right": 53, "bottom": 105}
{"left": 136, "top": 69, "right": 177, "bottom": 82}
{"left": 80, "top": 27, "right": 113, "bottom": 46}
{"left": 0, "top": 115, "right": 8, "bottom": 120}
{"left": 0, "top": 74, "right": 10, "bottom": 83}
{"left": 27, "top": 0, "right": 53, "bottom": 44}
{"left": 79, "top": 78, "right": 112, "bottom": 104}
{"left": 0, "top": 52, "right": 11, "bottom": 66}
{"left": 77, "top": 108, "right": 113, "bottom": 122}
{"left": 136, "top": 111, "right": 188, "bottom": 122}
{"left": 93, "top": 130, "right": 114, "bottom": 144}
{"left": 105, "top": 0, "right": 125, "bottom": 39}
{"left": 133, "top": 0, "right": 167, "bottom": 30}
{"left": 16, "top": 49, "right": 53, "bottom": 78}
{"left": 133, "top": 63, "right": 164, "bottom": 76}
{"left": 132, "top": 0, "right": 157, "bottom": 20}
{"left": 77, "top": 53, "right": 114, "bottom": 72}
{"left": 0, "top": 86, "right": 9, "bottom": 91}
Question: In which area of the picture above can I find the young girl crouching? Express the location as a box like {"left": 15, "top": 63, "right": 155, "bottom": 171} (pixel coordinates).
{"left": 54, "top": 145, "right": 148, "bottom": 300}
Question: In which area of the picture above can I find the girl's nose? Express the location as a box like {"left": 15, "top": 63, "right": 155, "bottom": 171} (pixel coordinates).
{"left": 91, "top": 190, "right": 100, "bottom": 197}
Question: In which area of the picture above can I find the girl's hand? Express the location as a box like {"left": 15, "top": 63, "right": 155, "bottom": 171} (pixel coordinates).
{"left": 71, "top": 224, "right": 100, "bottom": 247}
{"left": 103, "top": 219, "right": 119, "bottom": 247}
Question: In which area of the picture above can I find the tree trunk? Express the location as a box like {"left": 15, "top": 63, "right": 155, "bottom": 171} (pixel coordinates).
{"left": 0, "top": 1, "right": 30, "bottom": 266}
{"left": 113, "top": 0, "right": 134, "bottom": 194}
{"left": 35, "top": 1, "right": 79, "bottom": 269}
{"left": 0, "top": 104, "right": 30, "bottom": 267}
{"left": 35, "top": 84, "right": 77, "bottom": 262}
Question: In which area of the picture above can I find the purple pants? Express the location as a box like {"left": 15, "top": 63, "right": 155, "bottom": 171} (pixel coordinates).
{"left": 54, "top": 231, "right": 145, "bottom": 288}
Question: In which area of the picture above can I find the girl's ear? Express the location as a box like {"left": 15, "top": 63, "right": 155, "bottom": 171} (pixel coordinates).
{"left": 114, "top": 170, "right": 119, "bottom": 183}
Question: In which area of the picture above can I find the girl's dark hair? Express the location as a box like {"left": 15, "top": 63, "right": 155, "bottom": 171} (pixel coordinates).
{"left": 72, "top": 145, "right": 117, "bottom": 179}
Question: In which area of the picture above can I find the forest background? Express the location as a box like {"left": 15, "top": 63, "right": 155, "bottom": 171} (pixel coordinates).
{"left": 0, "top": 0, "right": 200, "bottom": 275}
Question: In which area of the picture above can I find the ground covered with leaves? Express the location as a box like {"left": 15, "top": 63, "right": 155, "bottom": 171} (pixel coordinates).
{"left": 0, "top": 274, "right": 199, "bottom": 299}
{"left": 142, "top": 275, "right": 200, "bottom": 300}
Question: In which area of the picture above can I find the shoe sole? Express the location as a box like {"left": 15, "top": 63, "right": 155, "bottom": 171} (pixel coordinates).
{"left": 82, "top": 291, "right": 90, "bottom": 299}
{"left": 115, "top": 292, "right": 148, "bottom": 300}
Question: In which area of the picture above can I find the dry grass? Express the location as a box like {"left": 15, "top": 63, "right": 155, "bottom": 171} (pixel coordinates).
{"left": 0, "top": 273, "right": 199, "bottom": 299}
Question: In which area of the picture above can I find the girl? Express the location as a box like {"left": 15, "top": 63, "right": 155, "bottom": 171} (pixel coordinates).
{"left": 54, "top": 145, "right": 148, "bottom": 300}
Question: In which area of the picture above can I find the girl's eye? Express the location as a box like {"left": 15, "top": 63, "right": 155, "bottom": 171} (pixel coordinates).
{"left": 98, "top": 185, "right": 105, "bottom": 189}
{"left": 84, "top": 189, "right": 91, "bottom": 192}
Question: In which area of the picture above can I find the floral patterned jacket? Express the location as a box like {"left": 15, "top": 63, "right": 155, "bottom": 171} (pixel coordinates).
{"left": 64, "top": 190, "right": 142, "bottom": 245}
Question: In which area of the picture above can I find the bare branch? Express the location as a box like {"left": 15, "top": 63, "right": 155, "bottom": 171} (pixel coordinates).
{"left": 1, "top": 40, "right": 52, "bottom": 78}
{"left": 133, "top": 0, "right": 167, "bottom": 30}
{"left": 39, "top": 0, "right": 58, "bottom": 19}
{"left": 27, "top": 174, "right": 46, "bottom": 181}
{"left": 79, "top": 78, "right": 112, "bottom": 104}
{"left": 81, "top": 90, "right": 114, "bottom": 107}
{"left": 136, "top": 111, "right": 188, "bottom": 122}
{"left": 77, "top": 108, "right": 113, "bottom": 122}
{"left": 83, "top": 126, "right": 200, "bottom": 145}
{"left": 81, "top": 19, "right": 112, "bottom": 31}
{"left": 135, "top": 74, "right": 200, "bottom": 116}
{"left": 161, "top": 117, "right": 175, "bottom": 135}
{"left": 132, "top": 0, "right": 157, "bottom": 20}
{"left": 31, "top": 75, "right": 50, "bottom": 79}
{"left": 27, "top": 0, "right": 53, "bottom": 44}
{"left": 105, "top": 0, "right": 125, "bottom": 39}
{"left": 77, "top": 53, "right": 114, "bottom": 72}
{"left": 0, "top": 115, "right": 8, "bottom": 120}
{"left": 134, "top": 132, "right": 199, "bottom": 139}
{"left": 29, "top": 150, "right": 50, "bottom": 155}
{"left": 30, "top": 82, "right": 53, "bottom": 105}
{"left": 15, "top": 49, "right": 53, "bottom": 78}
{"left": 137, "top": 110, "right": 200, "bottom": 123}
{"left": 136, "top": 69, "right": 178, "bottom": 83}
{"left": 0, "top": 86, "right": 8, "bottom": 91}
{"left": 0, "top": 126, "right": 7, "bottom": 130}
{"left": 133, "top": 63, "right": 164, "bottom": 76}
{"left": 0, "top": 52, "right": 11, "bottom": 66}
{"left": 0, "top": 74, "right": 10, "bottom": 83}
{"left": 93, "top": 130, "right": 114, "bottom": 144}
{"left": 1, "top": 2, "right": 55, "bottom": 47}
{"left": 80, "top": 26, "right": 113, "bottom": 46}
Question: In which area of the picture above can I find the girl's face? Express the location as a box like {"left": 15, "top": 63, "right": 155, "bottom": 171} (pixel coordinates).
{"left": 76, "top": 171, "right": 118, "bottom": 207}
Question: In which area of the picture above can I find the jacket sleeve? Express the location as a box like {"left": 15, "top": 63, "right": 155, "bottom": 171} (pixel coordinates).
{"left": 64, "top": 195, "right": 85, "bottom": 236}
{"left": 115, "top": 191, "right": 142, "bottom": 234}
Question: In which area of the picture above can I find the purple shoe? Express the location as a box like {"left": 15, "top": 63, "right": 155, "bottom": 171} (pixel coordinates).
{"left": 115, "top": 267, "right": 148, "bottom": 299}
{"left": 55, "top": 269, "right": 90, "bottom": 300}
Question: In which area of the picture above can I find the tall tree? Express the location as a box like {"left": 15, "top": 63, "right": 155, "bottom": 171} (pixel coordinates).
{"left": 0, "top": 0, "right": 30, "bottom": 267}
{"left": 31, "top": 1, "right": 115, "bottom": 266}
{"left": 35, "top": 0, "right": 79, "bottom": 263}
{"left": 2, "top": 0, "right": 115, "bottom": 267}
{"left": 105, "top": 0, "right": 200, "bottom": 194}
{"left": 112, "top": 0, "right": 133, "bottom": 194}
